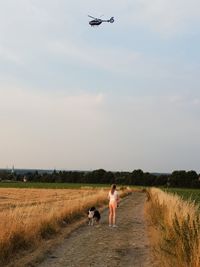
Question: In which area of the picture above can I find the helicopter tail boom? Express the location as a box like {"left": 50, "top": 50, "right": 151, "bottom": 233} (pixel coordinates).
{"left": 101, "top": 17, "right": 114, "bottom": 23}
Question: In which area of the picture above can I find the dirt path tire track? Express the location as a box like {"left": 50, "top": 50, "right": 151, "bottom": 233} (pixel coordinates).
{"left": 37, "top": 192, "right": 155, "bottom": 267}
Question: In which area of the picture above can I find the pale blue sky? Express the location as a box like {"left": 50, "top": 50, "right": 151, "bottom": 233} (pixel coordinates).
{"left": 0, "top": 0, "right": 200, "bottom": 172}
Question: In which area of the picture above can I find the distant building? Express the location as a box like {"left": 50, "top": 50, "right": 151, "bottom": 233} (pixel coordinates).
{"left": 11, "top": 165, "right": 15, "bottom": 174}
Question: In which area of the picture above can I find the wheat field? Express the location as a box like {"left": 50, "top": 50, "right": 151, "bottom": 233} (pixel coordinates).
{"left": 146, "top": 188, "right": 200, "bottom": 267}
{"left": 0, "top": 187, "right": 110, "bottom": 263}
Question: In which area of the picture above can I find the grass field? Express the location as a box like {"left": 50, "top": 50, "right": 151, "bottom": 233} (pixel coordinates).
{"left": 147, "top": 188, "right": 200, "bottom": 267}
{"left": 164, "top": 188, "right": 200, "bottom": 205}
{"left": 0, "top": 182, "right": 110, "bottom": 189}
{"left": 0, "top": 186, "right": 131, "bottom": 264}
{"left": 0, "top": 187, "right": 109, "bottom": 263}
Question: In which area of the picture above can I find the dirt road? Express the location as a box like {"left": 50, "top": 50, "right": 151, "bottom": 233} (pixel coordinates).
{"left": 37, "top": 192, "right": 155, "bottom": 267}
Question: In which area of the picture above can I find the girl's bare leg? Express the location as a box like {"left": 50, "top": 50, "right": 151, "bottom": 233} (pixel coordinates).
{"left": 109, "top": 205, "right": 113, "bottom": 225}
{"left": 113, "top": 207, "right": 116, "bottom": 225}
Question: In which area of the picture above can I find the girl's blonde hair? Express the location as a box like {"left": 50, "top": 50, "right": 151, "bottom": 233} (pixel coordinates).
{"left": 111, "top": 184, "right": 116, "bottom": 195}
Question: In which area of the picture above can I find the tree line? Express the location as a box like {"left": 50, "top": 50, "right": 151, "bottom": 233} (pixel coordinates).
{"left": 0, "top": 169, "right": 200, "bottom": 188}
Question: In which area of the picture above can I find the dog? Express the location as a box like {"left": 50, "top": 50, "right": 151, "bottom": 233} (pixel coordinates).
{"left": 88, "top": 207, "right": 101, "bottom": 226}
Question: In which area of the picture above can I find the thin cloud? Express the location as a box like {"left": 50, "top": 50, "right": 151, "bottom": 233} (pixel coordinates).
{"left": 121, "top": 0, "right": 200, "bottom": 36}
{"left": 0, "top": 88, "right": 104, "bottom": 113}
{"left": 48, "top": 40, "right": 141, "bottom": 75}
{"left": 0, "top": 45, "right": 23, "bottom": 64}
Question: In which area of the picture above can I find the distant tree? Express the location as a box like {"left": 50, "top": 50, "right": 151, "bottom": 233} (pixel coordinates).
{"left": 103, "top": 171, "right": 115, "bottom": 184}
{"left": 154, "top": 174, "right": 169, "bottom": 186}
{"left": 187, "top": 170, "right": 198, "bottom": 183}
{"left": 143, "top": 172, "right": 156, "bottom": 186}
{"left": 0, "top": 170, "right": 10, "bottom": 180}
{"left": 191, "top": 178, "right": 200, "bottom": 188}
{"left": 91, "top": 169, "right": 107, "bottom": 183}
{"left": 131, "top": 169, "right": 144, "bottom": 185}
{"left": 115, "top": 175, "right": 126, "bottom": 185}
{"left": 169, "top": 170, "right": 198, "bottom": 187}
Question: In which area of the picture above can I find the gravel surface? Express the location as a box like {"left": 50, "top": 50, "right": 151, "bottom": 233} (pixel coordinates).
{"left": 38, "top": 192, "right": 155, "bottom": 267}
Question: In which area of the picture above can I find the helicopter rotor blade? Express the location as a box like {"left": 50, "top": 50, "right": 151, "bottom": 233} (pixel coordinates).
{"left": 88, "top": 15, "right": 97, "bottom": 19}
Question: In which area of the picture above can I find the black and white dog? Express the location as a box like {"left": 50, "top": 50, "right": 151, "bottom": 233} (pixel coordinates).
{"left": 88, "top": 207, "right": 101, "bottom": 226}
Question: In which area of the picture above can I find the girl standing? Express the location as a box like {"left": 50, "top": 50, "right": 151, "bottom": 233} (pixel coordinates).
{"left": 108, "top": 184, "right": 119, "bottom": 227}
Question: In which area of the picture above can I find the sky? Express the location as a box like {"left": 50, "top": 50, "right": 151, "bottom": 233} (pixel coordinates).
{"left": 0, "top": 0, "right": 200, "bottom": 173}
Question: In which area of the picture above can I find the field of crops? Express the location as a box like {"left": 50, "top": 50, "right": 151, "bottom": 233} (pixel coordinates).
{"left": 164, "top": 188, "right": 200, "bottom": 205}
{"left": 0, "top": 181, "right": 111, "bottom": 189}
{"left": 148, "top": 188, "right": 200, "bottom": 267}
{"left": 0, "top": 187, "right": 110, "bottom": 263}
{"left": 0, "top": 185, "right": 132, "bottom": 264}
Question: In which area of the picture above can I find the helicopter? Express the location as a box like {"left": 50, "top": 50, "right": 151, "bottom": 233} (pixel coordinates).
{"left": 88, "top": 15, "right": 114, "bottom": 26}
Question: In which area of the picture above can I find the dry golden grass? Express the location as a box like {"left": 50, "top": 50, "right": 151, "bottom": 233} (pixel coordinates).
{"left": 146, "top": 188, "right": 200, "bottom": 267}
{"left": 0, "top": 187, "right": 131, "bottom": 265}
{"left": 0, "top": 188, "right": 107, "bottom": 263}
